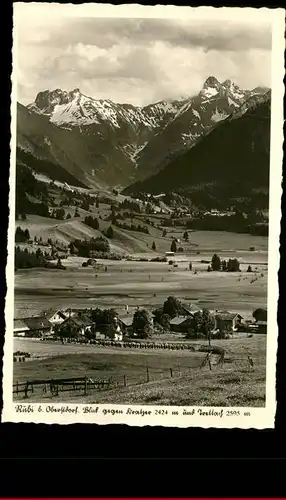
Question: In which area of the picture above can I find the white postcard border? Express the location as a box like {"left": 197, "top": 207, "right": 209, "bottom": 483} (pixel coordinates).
{"left": 2, "top": 4, "right": 285, "bottom": 428}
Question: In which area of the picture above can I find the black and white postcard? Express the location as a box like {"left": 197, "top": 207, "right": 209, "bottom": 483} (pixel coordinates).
{"left": 2, "top": 3, "right": 284, "bottom": 428}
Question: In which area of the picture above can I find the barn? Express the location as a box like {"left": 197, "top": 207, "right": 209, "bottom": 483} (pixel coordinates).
{"left": 169, "top": 316, "right": 195, "bottom": 334}
{"left": 214, "top": 311, "right": 243, "bottom": 333}
{"left": 13, "top": 319, "right": 30, "bottom": 337}
{"left": 23, "top": 317, "right": 53, "bottom": 337}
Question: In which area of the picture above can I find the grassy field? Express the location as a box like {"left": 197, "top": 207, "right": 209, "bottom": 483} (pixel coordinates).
{"left": 15, "top": 253, "right": 267, "bottom": 319}
{"left": 13, "top": 336, "right": 266, "bottom": 407}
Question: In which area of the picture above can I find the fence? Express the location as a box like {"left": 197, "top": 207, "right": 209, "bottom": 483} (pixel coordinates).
{"left": 13, "top": 352, "right": 254, "bottom": 400}
{"left": 13, "top": 376, "right": 113, "bottom": 399}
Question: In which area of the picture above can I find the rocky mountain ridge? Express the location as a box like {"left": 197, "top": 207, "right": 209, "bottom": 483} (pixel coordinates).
{"left": 17, "top": 77, "right": 269, "bottom": 188}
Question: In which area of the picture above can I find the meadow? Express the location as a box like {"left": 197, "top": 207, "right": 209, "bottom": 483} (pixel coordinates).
{"left": 13, "top": 336, "right": 266, "bottom": 407}
{"left": 15, "top": 248, "right": 267, "bottom": 319}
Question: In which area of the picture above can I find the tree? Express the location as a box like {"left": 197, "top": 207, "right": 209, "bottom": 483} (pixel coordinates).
{"left": 106, "top": 226, "right": 114, "bottom": 238}
{"left": 253, "top": 308, "right": 267, "bottom": 322}
{"left": 211, "top": 253, "right": 221, "bottom": 271}
{"left": 207, "top": 265, "right": 211, "bottom": 272}
{"left": 132, "top": 309, "right": 153, "bottom": 338}
{"left": 21, "top": 213, "right": 27, "bottom": 221}
{"left": 189, "top": 262, "right": 192, "bottom": 271}
{"left": 163, "top": 296, "right": 182, "bottom": 318}
{"left": 96, "top": 200, "right": 99, "bottom": 208}
{"left": 162, "top": 229, "right": 167, "bottom": 237}
{"left": 183, "top": 231, "right": 189, "bottom": 242}
{"left": 227, "top": 258, "right": 240, "bottom": 272}
{"left": 193, "top": 309, "right": 214, "bottom": 345}
{"left": 152, "top": 241, "right": 156, "bottom": 251}
{"left": 221, "top": 260, "right": 227, "bottom": 272}
{"left": 170, "top": 240, "right": 177, "bottom": 253}
{"left": 66, "top": 213, "right": 71, "bottom": 220}
{"left": 247, "top": 265, "right": 252, "bottom": 272}
{"left": 15, "top": 226, "right": 30, "bottom": 243}
{"left": 153, "top": 308, "right": 170, "bottom": 329}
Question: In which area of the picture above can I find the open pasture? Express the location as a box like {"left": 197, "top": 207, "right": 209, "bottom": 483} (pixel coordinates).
{"left": 15, "top": 252, "right": 267, "bottom": 318}
{"left": 13, "top": 336, "right": 266, "bottom": 407}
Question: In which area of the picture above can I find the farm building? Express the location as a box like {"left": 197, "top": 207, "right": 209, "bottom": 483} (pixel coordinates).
{"left": 23, "top": 316, "right": 53, "bottom": 337}
{"left": 214, "top": 311, "right": 243, "bottom": 333}
{"left": 248, "top": 320, "right": 267, "bottom": 334}
{"left": 108, "top": 318, "right": 123, "bottom": 341}
{"left": 13, "top": 319, "right": 30, "bottom": 337}
{"left": 60, "top": 314, "right": 94, "bottom": 336}
{"left": 169, "top": 316, "right": 195, "bottom": 334}
{"left": 180, "top": 302, "right": 202, "bottom": 317}
{"left": 43, "top": 309, "right": 67, "bottom": 326}
{"left": 117, "top": 315, "right": 133, "bottom": 335}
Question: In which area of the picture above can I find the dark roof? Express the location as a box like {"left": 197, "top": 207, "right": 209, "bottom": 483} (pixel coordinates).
{"left": 170, "top": 315, "right": 191, "bottom": 325}
{"left": 118, "top": 316, "right": 133, "bottom": 326}
{"left": 24, "top": 316, "right": 52, "bottom": 330}
{"left": 216, "top": 312, "right": 242, "bottom": 321}
{"left": 14, "top": 319, "right": 30, "bottom": 331}
{"left": 63, "top": 314, "right": 92, "bottom": 327}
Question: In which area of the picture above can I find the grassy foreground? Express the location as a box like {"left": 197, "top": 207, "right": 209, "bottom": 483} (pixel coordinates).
{"left": 13, "top": 336, "right": 266, "bottom": 407}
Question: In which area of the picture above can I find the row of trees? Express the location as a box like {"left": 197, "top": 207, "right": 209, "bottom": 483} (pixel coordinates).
{"left": 14, "top": 247, "right": 65, "bottom": 270}
{"left": 69, "top": 236, "right": 110, "bottom": 257}
{"left": 211, "top": 254, "right": 240, "bottom": 272}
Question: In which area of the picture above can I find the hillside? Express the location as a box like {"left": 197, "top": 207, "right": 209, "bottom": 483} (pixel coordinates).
{"left": 16, "top": 80, "right": 268, "bottom": 189}
{"left": 134, "top": 78, "right": 269, "bottom": 182}
{"left": 123, "top": 91, "right": 271, "bottom": 209}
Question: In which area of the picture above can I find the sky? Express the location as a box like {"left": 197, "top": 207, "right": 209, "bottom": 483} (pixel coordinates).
{"left": 14, "top": 4, "right": 273, "bottom": 106}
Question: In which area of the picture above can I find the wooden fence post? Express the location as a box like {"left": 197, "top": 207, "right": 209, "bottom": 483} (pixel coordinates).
{"left": 24, "top": 383, "right": 28, "bottom": 399}
{"left": 178, "top": 366, "right": 181, "bottom": 377}
{"left": 84, "top": 376, "right": 88, "bottom": 395}
{"left": 146, "top": 367, "right": 150, "bottom": 383}
{"left": 123, "top": 375, "right": 127, "bottom": 387}
{"left": 170, "top": 368, "right": 173, "bottom": 378}
{"left": 16, "top": 381, "right": 19, "bottom": 395}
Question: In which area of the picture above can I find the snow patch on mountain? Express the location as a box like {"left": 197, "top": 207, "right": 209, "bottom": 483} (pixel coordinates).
{"left": 181, "top": 132, "right": 200, "bottom": 146}
{"left": 211, "top": 108, "right": 229, "bottom": 122}
{"left": 192, "top": 109, "right": 201, "bottom": 120}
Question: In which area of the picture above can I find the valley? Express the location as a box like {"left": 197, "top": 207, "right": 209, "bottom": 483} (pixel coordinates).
{"left": 12, "top": 74, "right": 270, "bottom": 409}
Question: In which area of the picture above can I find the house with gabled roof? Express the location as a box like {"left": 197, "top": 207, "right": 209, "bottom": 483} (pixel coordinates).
{"left": 23, "top": 316, "right": 53, "bottom": 337}
{"left": 169, "top": 315, "right": 195, "bottom": 333}
{"left": 59, "top": 313, "right": 94, "bottom": 336}
{"left": 213, "top": 310, "right": 243, "bottom": 333}
{"left": 43, "top": 309, "right": 67, "bottom": 326}
{"left": 14, "top": 319, "right": 30, "bottom": 337}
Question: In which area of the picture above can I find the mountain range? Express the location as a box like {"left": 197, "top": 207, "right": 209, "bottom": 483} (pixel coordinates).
{"left": 16, "top": 77, "right": 270, "bottom": 192}
{"left": 124, "top": 90, "right": 271, "bottom": 210}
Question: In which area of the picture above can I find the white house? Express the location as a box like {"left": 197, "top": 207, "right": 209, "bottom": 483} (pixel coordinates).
{"left": 43, "top": 309, "right": 67, "bottom": 326}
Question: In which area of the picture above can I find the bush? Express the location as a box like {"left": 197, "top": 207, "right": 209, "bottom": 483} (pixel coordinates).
{"left": 106, "top": 226, "right": 114, "bottom": 238}
{"left": 84, "top": 216, "right": 99, "bottom": 230}
{"left": 15, "top": 226, "right": 30, "bottom": 243}
{"left": 71, "top": 236, "right": 110, "bottom": 257}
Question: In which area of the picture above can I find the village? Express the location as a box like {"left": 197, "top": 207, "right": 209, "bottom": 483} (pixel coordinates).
{"left": 13, "top": 299, "right": 267, "bottom": 351}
